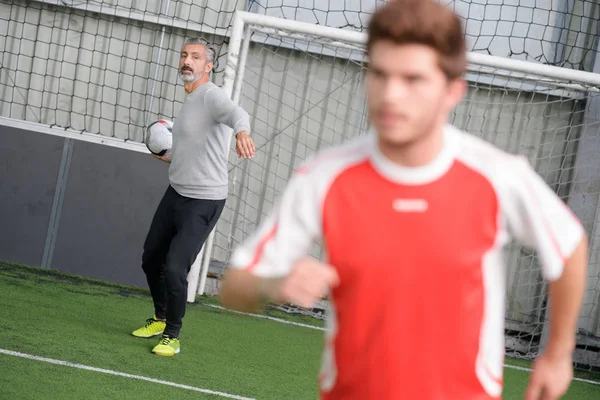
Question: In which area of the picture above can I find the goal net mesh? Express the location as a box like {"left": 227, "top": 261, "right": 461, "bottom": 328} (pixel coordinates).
{"left": 211, "top": 13, "right": 600, "bottom": 370}
{"left": 1, "top": 0, "right": 599, "bottom": 369}
{"left": 1, "top": 0, "right": 598, "bottom": 138}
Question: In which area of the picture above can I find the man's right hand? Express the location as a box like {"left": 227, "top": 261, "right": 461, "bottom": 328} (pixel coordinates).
{"left": 152, "top": 152, "right": 171, "bottom": 163}
{"left": 261, "top": 258, "right": 340, "bottom": 309}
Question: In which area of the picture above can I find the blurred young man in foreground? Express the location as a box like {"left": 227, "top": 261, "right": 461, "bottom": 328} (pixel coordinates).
{"left": 220, "top": 1, "right": 588, "bottom": 398}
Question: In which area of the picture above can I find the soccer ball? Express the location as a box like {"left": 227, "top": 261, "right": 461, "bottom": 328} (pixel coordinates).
{"left": 145, "top": 119, "right": 173, "bottom": 156}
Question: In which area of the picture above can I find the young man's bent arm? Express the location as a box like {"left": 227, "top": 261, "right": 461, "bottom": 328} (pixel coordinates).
{"left": 219, "top": 170, "right": 335, "bottom": 311}
{"left": 505, "top": 156, "right": 588, "bottom": 400}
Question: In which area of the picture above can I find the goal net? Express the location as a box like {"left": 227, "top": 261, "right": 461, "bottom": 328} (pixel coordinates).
{"left": 210, "top": 11, "right": 600, "bottom": 369}
{"left": 1, "top": 0, "right": 599, "bottom": 370}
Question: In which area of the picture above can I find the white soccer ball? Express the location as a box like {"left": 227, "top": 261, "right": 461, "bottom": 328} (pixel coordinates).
{"left": 145, "top": 119, "right": 173, "bottom": 156}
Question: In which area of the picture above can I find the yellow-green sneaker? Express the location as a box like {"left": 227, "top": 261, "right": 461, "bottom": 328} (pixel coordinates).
{"left": 131, "top": 317, "right": 166, "bottom": 338}
{"left": 152, "top": 335, "right": 180, "bottom": 356}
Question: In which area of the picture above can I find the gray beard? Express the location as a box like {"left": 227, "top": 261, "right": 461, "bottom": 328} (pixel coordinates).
{"left": 180, "top": 72, "right": 199, "bottom": 83}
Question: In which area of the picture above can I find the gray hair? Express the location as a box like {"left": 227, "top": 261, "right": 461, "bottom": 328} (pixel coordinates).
{"left": 183, "top": 37, "right": 216, "bottom": 63}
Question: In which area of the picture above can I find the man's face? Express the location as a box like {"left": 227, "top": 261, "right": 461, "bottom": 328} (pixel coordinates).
{"left": 179, "top": 44, "right": 213, "bottom": 83}
{"left": 366, "top": 41, "right": 464, "bottom": 147}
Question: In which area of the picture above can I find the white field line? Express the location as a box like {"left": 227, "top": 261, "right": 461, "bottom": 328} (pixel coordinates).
{"left": 503, "top": 363, "right": 600, "bottom": 386}
{"left": 204, "top": 304, "right": 326, "bottom": 331}
{"left": 205, "top": 305, "right": 600, "bottom": 386}
{"left": 0, "top": 348, "right": 256, "bottom": 399}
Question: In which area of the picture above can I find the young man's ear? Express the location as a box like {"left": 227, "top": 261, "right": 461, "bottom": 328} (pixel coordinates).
{"left": 448, "top": 77, "right": 467, "bottom": 109}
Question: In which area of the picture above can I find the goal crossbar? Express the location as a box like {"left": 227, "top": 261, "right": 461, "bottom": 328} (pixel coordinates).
{"left": 229, "top": 11, "right": 600, "bottom": 88}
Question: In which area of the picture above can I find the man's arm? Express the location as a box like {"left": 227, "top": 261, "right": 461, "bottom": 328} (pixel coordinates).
{"left": 204, "top": 87, "right": 255, "bottom": 158}
{"left": 221, "top": 259, "right": 339, "bottom": 313}
{"left": 220, "top": 212, "right": 288, "bottom": 313}
{"left": 234, "top": 131, "right": 255, "bottom": 159}
{"left": 204, "top": 86, "right": 250, "bottom": 136}
{"left": 524, "top": 235, "right": 587, "bottom": 400}
{"left": 505, "top": 156, "right": 588, "bottom": 400}
{"left": 220, "top": 270, "right": 273, "bottom": 312}
{"left": 545, "top": 235, "right": 588, "bottom": 357}
{"left": 219, "top": 168, "right": 338, "bottom": 312}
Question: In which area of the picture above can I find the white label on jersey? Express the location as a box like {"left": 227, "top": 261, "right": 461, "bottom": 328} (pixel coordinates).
{"left": 393, "top": 199, "right": 428, "bottom": 212}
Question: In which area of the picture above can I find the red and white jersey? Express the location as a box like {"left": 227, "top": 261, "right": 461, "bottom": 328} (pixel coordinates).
{"left": 230, "top": 125, "right": 584, "bottom": 400}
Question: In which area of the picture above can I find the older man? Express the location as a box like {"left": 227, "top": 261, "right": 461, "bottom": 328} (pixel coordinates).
{"left": 132, "top": 37, "right": 255, "bottom": 356}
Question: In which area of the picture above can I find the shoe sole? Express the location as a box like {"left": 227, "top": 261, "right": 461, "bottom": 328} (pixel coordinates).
{"left": 132, "top": 330, "right": 164, "bottom": 338}
{"left": 152, "top": 347, "right": 181, "bottom": 356}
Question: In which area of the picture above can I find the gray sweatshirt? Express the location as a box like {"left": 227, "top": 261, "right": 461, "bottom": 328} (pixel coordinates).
{"left": 168, "top": 82, "right": 251, "bottom": 200}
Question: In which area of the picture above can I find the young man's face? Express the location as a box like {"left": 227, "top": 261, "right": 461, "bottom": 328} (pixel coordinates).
{"left": 366, "top": 41, "right": 465, "bottom": 147}
{"left": 179, "top": 44, "right": 213, "bottom": 83}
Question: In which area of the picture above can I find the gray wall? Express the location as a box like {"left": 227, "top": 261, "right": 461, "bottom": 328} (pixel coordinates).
{"left": 0, "top": 125, "right": 169, "bottom": 287}
{"left": 0, "top": 126, "right": 63, "bottom": 267}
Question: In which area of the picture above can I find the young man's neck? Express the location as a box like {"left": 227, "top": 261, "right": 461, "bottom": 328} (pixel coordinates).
{"left": 184, "top": 75, "right": 209, "bottom": 94}
{"left": 377, "top": 126, "right": 445, "bottom": 167}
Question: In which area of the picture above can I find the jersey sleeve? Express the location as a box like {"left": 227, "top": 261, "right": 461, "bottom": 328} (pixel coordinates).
{"left": 229, "top": 169, "right": 322, "bottom": 278}
{"left": 505, "top": 156, "right": 585, "bottom": 281}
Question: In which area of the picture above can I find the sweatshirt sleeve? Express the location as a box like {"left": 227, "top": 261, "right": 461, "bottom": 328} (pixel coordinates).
{"left": 203, "top": 86, "right": 251, "bottom": 135}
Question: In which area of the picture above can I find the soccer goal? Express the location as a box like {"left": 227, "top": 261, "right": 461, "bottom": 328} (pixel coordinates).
{"left": 194, "top": 10, "right": 600, "bottom": 368}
